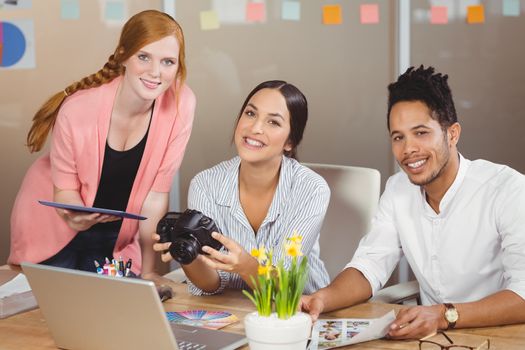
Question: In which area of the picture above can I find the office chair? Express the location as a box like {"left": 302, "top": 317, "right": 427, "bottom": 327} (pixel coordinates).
{"left": 305, "top": 163, "right": 420, "bottom": 305}
{"left": 371, "top": 280, "right": 420, "bottom": 304}
{"left": 303, "top": 163, "right": 381, "bottom": 281}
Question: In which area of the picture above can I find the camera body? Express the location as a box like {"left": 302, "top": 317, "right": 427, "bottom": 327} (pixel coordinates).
{"left": 157, "top": 209, "right": 222, "bottom": 265}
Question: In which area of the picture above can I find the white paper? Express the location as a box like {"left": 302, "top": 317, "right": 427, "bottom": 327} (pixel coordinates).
{"left": 0, "top": 273, "right": 32, "bottom": 299}
{"left": 309, "top": 310, "right": 396, "bottom": 349}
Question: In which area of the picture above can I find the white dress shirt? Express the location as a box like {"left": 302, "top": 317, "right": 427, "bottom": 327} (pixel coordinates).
{"left": 347, "top": 155, "right": 525, "bottom": 305}
{"left": 187, "top": 156, "right": 330, "bottom": 295}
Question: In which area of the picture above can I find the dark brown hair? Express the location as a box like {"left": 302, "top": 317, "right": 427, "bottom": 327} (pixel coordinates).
{"left": 387, "top": 65, "right": 457, "bottom": 131}
{"left": 235, "top": 80, "right": 308, "bottom": 159}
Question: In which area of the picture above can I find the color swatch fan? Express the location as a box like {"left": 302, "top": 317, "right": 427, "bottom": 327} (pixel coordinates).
{"left": 166, "top": 310, "right": 238, "bottom": 330}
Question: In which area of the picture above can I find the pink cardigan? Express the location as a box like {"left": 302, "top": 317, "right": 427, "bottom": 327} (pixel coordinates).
{"left": 9, "top": 77, "right": 196, "bottom": 273}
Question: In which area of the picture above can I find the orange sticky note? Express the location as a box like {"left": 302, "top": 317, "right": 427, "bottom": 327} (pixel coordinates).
{"left": 360, "top": 4, "right": 379, "bottom": 24}
{"left": 467, "top": 5, "right": 485, "bottom": 24}
{"left": 323, "top": 5, "right": 342, "bottom": 25}
{"left": 247, "top": 2, "right": 266, "bottom": 23}
{"left": 430, "top": 6, "right": 448, "bottom": 24}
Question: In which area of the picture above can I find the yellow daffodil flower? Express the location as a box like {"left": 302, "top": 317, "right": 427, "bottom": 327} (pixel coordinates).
{"left": 243, "top": 230, "right": 308, "bottom": 319}
{"left": 251, "top": 245, "right": 268, "bottom": 263}
{"left": 287, "top": 233, "right": 303, "bottom": 244}
{"left": 285, "top": 241, "right": 303, "bottom": 257}
{"left": 257, "top": 264, "right": 272, "bottom": 278}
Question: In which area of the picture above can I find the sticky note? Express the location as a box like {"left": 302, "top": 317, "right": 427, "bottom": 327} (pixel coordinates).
{"left": 360, "top": 4, "right": 379, "bottom": 24}
{"left": 430, "top": 5, "right": 448, "bottom": 24}
{"left": 61, "top": 0, "right": 79, "bottom": 20}
{"left": 246, "top": 2, "right": 266, "bottom": 23}
{"left": 467, "top": 5, "right": 484, "bottom": 24}
{"left": 503, "top": 0, "right": 520, "bottom": 17}
{"left": 105, "top": 1, "right": 125, "bottom": 21}
{"left": 213, "top": 0, "right": 246, "bottom": 24}
{"left": 323, "top": 5, "right": 342, "bottom": 25}
{"left": 200, "top": 10, "right": 220, "bottom": 30}
{"left": 282, "top": 1, "right": 300, "bottom": 21}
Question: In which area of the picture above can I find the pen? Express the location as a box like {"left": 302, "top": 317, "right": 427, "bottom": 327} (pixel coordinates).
{"left": 108, "top": 263, "right": 116, "bottom": 276}
{"left": 125, "top": 258, "right": 132, "bottom": 277}
{"left": 118, "top": 256, "right": 124, "bottom": 277}
{"left": 94, "top": 260, "right": 103, "bottom": 274}
{"left": 111, "top": 259, "right": 117, "bottom": 276}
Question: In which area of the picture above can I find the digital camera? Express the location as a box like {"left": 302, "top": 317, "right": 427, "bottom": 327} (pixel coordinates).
{"left": 157, "top": 209, "right": 222, "bottom": 265}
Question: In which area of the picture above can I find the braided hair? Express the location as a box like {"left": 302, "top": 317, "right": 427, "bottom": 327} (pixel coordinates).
{"left": 387, "top": 65, "right": 457, "bottom": 131}
{"left": 27, "top": 10, "right": 186, "bottom": 152}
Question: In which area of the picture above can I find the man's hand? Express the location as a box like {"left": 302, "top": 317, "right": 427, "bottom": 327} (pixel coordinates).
{"left": 300, "top": 294, "right": 326, "bottom": 322}
{"left": 388, "top": 305, "right": 447, "bottom": 340}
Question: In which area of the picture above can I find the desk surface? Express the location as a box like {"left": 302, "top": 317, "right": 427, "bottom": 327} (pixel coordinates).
{"left": 1, "top": 269, "right": 524, "bottom": 350}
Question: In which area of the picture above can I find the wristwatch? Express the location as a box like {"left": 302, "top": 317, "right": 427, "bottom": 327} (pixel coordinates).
{"left": 443, "top": 303, "right": 459, "bottom": 329}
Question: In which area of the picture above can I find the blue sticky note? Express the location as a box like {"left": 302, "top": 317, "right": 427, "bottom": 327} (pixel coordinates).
{"left": 105, "top": 1, "right": 125, "bottom": 21}
{"left": 282, "top": 1, "right": 300, "bottom": 21}
{"left": 503, "top": 0, "right": 520, "bottom": 17}
{"left": 61, "top": 0, "right": 80, "bottom": 20}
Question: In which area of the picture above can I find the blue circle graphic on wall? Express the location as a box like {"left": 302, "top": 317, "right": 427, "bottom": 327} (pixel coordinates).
{"left": 0, "top": 21, "right": 27, "bottom": 67}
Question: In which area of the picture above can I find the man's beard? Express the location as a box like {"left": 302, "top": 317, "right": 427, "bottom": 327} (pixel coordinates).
{"left": 408, "top": 140, "right": 451, "bottom": 187}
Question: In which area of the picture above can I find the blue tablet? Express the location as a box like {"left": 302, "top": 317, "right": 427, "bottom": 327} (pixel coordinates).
{"left": 38, "top": 200, "right": 147, "bottom": 220}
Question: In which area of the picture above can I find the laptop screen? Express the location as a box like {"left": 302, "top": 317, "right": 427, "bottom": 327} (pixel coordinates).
{"left": 21, "top": 263, "right": 246, "bottom": 350}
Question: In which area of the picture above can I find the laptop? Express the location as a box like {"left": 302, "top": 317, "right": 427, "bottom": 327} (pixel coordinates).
{"left": 21, "top": 263, "right": 247, "bottom": 350}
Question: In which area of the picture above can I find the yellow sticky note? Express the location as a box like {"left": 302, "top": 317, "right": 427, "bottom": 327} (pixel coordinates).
{"left": 467, "top": 5, "right": 485, "bottom": 24}
{"left": 323, "top": 5, "right": 342, "bottom": 25}
{"left": 200, "top": 10, "right": 220, "bottom": 31}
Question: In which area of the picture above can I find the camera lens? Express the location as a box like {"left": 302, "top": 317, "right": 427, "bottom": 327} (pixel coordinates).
{"left": 169, "top": 238, "right": 200, "bottom": 265}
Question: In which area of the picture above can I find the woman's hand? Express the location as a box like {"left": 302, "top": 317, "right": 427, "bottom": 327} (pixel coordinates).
{"left": 198, "top": 232, "right": 259, "bottom": 281}
{"left": 152, "top": 233, "right": 174, "bottom": 262}
{"left": 53, "top": 187, "right": 120, "bottom": 232}
{"left": 58, "top": 209, "right": 120, "bottom": 232}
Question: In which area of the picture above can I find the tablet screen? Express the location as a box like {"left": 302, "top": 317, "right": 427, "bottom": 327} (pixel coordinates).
{"left": 38, "top": 200, "right": 147, "bottom": 220}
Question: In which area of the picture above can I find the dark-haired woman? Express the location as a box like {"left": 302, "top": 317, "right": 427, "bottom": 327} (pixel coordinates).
{"left": 154, "top": 80, "right": 330, "bottom": 295}
{"left": 9, "top": 10, "right": 195, "bottom": 283}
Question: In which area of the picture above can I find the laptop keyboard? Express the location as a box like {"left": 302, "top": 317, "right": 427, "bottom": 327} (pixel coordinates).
{"left": 177, "top": 340, "right": 206, "bottom": 349}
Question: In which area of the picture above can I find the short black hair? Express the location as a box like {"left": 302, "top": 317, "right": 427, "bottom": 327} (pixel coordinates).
{"left": 234, "top": 80, "right": 308, "bottom": 159}
{"left": 387, "top": 65, "right": 457, "bottom": 131}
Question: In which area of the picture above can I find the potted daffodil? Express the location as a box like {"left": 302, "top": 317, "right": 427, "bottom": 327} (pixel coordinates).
{"left": 243, "top": 233, "right": 312, "bottom": 349}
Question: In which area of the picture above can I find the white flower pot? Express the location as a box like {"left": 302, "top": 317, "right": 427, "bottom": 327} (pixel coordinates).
{"left": 244, "top": 311, "right": 312, "bottom": 350}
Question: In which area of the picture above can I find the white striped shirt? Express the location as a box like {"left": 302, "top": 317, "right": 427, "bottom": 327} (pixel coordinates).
{"left": 187, "top": 156, "right": 330, "bottom": 295}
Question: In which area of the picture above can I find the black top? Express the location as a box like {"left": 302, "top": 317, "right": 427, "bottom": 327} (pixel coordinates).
{"left": 91, "top": 106, "right": 153, "bottom": 233}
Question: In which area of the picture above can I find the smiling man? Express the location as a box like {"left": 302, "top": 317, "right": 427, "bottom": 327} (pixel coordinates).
{"left": 301, "top": 66, "right": 525, "bottom": 339}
